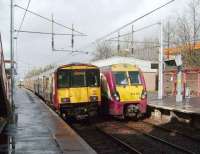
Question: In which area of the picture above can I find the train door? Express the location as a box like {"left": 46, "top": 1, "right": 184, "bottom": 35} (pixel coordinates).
{"left": 86, "top": 69, "right": 100, "bottom": 102}
{"left": 69, "top": 70, "right": 88, "bottom": 103}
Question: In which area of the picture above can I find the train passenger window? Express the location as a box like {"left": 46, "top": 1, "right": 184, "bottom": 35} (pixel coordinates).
{"left": 71, "top": 70, "right": 86, "bottom": 87}
{"left": 113, "top": 72, "right": 128, "bottom": 85}
{"left": 57, "top": 70, "right": 70, "bottom": 88}
{"left": 86, "top": 69, "right": 100, "bottom": 87}
{"left": 128, "top": 71, "right": 141, "bottom": 84}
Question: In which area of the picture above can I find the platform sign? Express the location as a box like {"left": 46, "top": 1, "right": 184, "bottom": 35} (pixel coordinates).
{"left": 164, "top": 55, "right": 182, "bottom": 67}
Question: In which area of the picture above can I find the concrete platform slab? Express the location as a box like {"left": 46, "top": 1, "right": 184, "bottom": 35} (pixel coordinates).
{"left": 148, "top": 96, "right": 200, "bottom": 115}
{"left": 0, "top": 88, "right": 96, "bottom": 154}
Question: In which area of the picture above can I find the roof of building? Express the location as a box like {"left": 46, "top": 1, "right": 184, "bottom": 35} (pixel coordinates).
{"left": 91, "top": 56, "right": 158, "bottom": 73}
{"left": 164, "top": 42, "right": 200, "bottom": 56}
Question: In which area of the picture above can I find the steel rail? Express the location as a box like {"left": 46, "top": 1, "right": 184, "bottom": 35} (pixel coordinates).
{"left": 96, "top": 126, "right": 142, "bottom": 154}
{"left": 126, "top": 124, "right": 196, "bottom": 154}
{"left": 142, "top": 120, "right": 200, "bottom": 143}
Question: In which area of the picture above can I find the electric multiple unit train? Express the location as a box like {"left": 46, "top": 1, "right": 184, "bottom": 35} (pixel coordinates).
{"left": 100, "top": 63, "right": 147, "bottom": 119}
{"left": 24, "top": 63, "right": 101, "bottom": 119}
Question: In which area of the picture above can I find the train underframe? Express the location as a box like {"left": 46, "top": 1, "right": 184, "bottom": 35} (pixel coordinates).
{"left": 59, "top": 102, "right": 99, "bottom": 119}
{"left": 101, "top": 100, "right": 147, "bottom": 119}
{"left": 123, "top": 102, "right": 146, "bottom": 119}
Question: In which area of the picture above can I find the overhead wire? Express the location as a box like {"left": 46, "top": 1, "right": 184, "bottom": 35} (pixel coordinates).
{"left": 107, "top": 22, "right": 160, "bottom": 41}
{"left": 14, "top": 29, "right": 87, "bottom": 36}
{"left": 16, "top": 0, "right": 31, "bottom": 38}
{"left": 14, "top": 4, "right": 86, "bottom": 35}
{"left": 15, "top": 0, "right": 31, "bottom": 79}
{"left": 96, "top": 0, "right": 175, "bottom": 42}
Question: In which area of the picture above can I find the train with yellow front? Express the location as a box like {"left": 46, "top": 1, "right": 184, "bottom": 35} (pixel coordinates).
{"left": 100, "top": 63, "right": 147, "bottom": 119}
{"left": 24, "top": 63, "right": 101, "bottom": 119}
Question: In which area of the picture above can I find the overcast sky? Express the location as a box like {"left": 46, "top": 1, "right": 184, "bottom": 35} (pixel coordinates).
{"left": 0, "top": 0, "right": 189, "bottom": 79}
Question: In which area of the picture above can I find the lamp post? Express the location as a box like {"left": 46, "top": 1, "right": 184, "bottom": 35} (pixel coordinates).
{"left": 158, "top": 21, "right": 163, "bottom": 99}
{"left": 10, "top": 0, "right": 14, "bottom": 109}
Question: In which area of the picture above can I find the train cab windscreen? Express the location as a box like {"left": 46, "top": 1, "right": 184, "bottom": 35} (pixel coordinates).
{"left": 57, "top": 69, "right": 100, "bottom": 88}
{"left": 86, "top": 69, "right": 100, "bottom": 87}
{"left": 71, "top": 71, "right": 86, "bottom": 87}
{"left": 113, "top": 72, "right": 128, "bottom": 85}
{"left": 57, "top": 70, "right": 70, "bottom": 88}
{"left": 128, "top": 71, "right": 141, "bottom": 84}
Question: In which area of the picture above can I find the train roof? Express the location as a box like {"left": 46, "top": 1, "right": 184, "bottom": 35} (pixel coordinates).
{"left": 58, "top": 63, "right": 98, "bottom": 69}
{"left": 91, "top": 56, "right": 158, "bottom": 73}
{"left": 24, "top": 63, "right": 99, "bottom": 80}
{"left": 100, "top": 63, "right": 140, "bottom": 72}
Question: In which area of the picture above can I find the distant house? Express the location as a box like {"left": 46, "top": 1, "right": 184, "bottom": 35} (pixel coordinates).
{"left": 91, "top": 56, "right": 158, "bottom": 91}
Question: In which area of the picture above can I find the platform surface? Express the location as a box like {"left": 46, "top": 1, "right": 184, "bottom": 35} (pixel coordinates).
{"left": 148, "top": 96, "right": 200, "bottom": 115}
{"left": 0, "top": 88, "right": 96, "bottom": 154}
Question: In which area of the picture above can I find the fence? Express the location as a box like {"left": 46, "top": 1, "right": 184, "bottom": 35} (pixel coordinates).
{"left": 164, "top": 68, "right": 200, "bottom": 97}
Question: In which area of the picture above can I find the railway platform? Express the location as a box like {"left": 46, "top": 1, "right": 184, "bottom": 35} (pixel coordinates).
{"left": 148, "top": 96, "right": 200, "bottom": 129}
{"left": 148, "top": 96, "right": 200, "bottom": 114}
{"left": 0, "top": 88, "right": 96, "bottom": 154}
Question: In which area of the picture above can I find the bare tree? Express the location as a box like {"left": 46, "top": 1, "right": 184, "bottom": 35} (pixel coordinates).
{"left": 189, "top": 0, "right": 200, "bottom": 46}
{"left": 176, "top": 0, "right": 200, "bottom": 66}
{"left": 164, "top": 0, "right": 200, "bottom": 66}
{"left": 25, "top": 64, "right": 55, "bottom": 78}
{"left": 93, "top": 42, "right": 113, "bottom": 60}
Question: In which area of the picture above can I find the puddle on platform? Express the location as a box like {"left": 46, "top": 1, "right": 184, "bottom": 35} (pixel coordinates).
{"left": 0, "top": 133, "right": 15, "bottom": 154}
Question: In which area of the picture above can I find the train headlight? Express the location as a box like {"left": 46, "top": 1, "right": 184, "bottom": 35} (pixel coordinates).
{"left": 112, "top": 92, "right": 120, "bottom": 101}
{"left": 61, "top": 98, "right": 70, "bottom": 103}
{"left": 141, "top": 90, "right": 147, "bottom": 99}
{"left": 90, "top": 96, "right": 98, "bottom": 102}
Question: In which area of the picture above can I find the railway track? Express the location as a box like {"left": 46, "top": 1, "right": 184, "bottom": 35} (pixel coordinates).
{"left": 96, "top": 126, "right": 142, "bottom": 154}
{"left": 30, "top": 89, "right": 200, "bottom": 154}
{"left": 70, "top": 122, "right": 141, "bottom": 154}
{"left": 142, "top": 120, "right": 200, "bottom": 142}
{"left": 127, "top": 121, "right": 199, "bottom": 154}
{"left": 98, "top": 121, "right": 198, "bottom": 154}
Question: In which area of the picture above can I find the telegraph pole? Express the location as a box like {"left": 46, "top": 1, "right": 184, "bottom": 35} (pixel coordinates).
{"left": 117, "top": 31, "right": 120, "bottom": 54}
{"left": 131, "top": 25, "right": 134, "bottom": 55}
{"left": 51, "top": 14, "right": 54, "bottom": 50}
{"left": 10, "top": 0, "right": 14, "bottom": 109}
{"left": 158, "top": 21, "right": 163, "bottom": 99}
{"left": 71, "top": 24, "right": 74, "bottom": 51}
